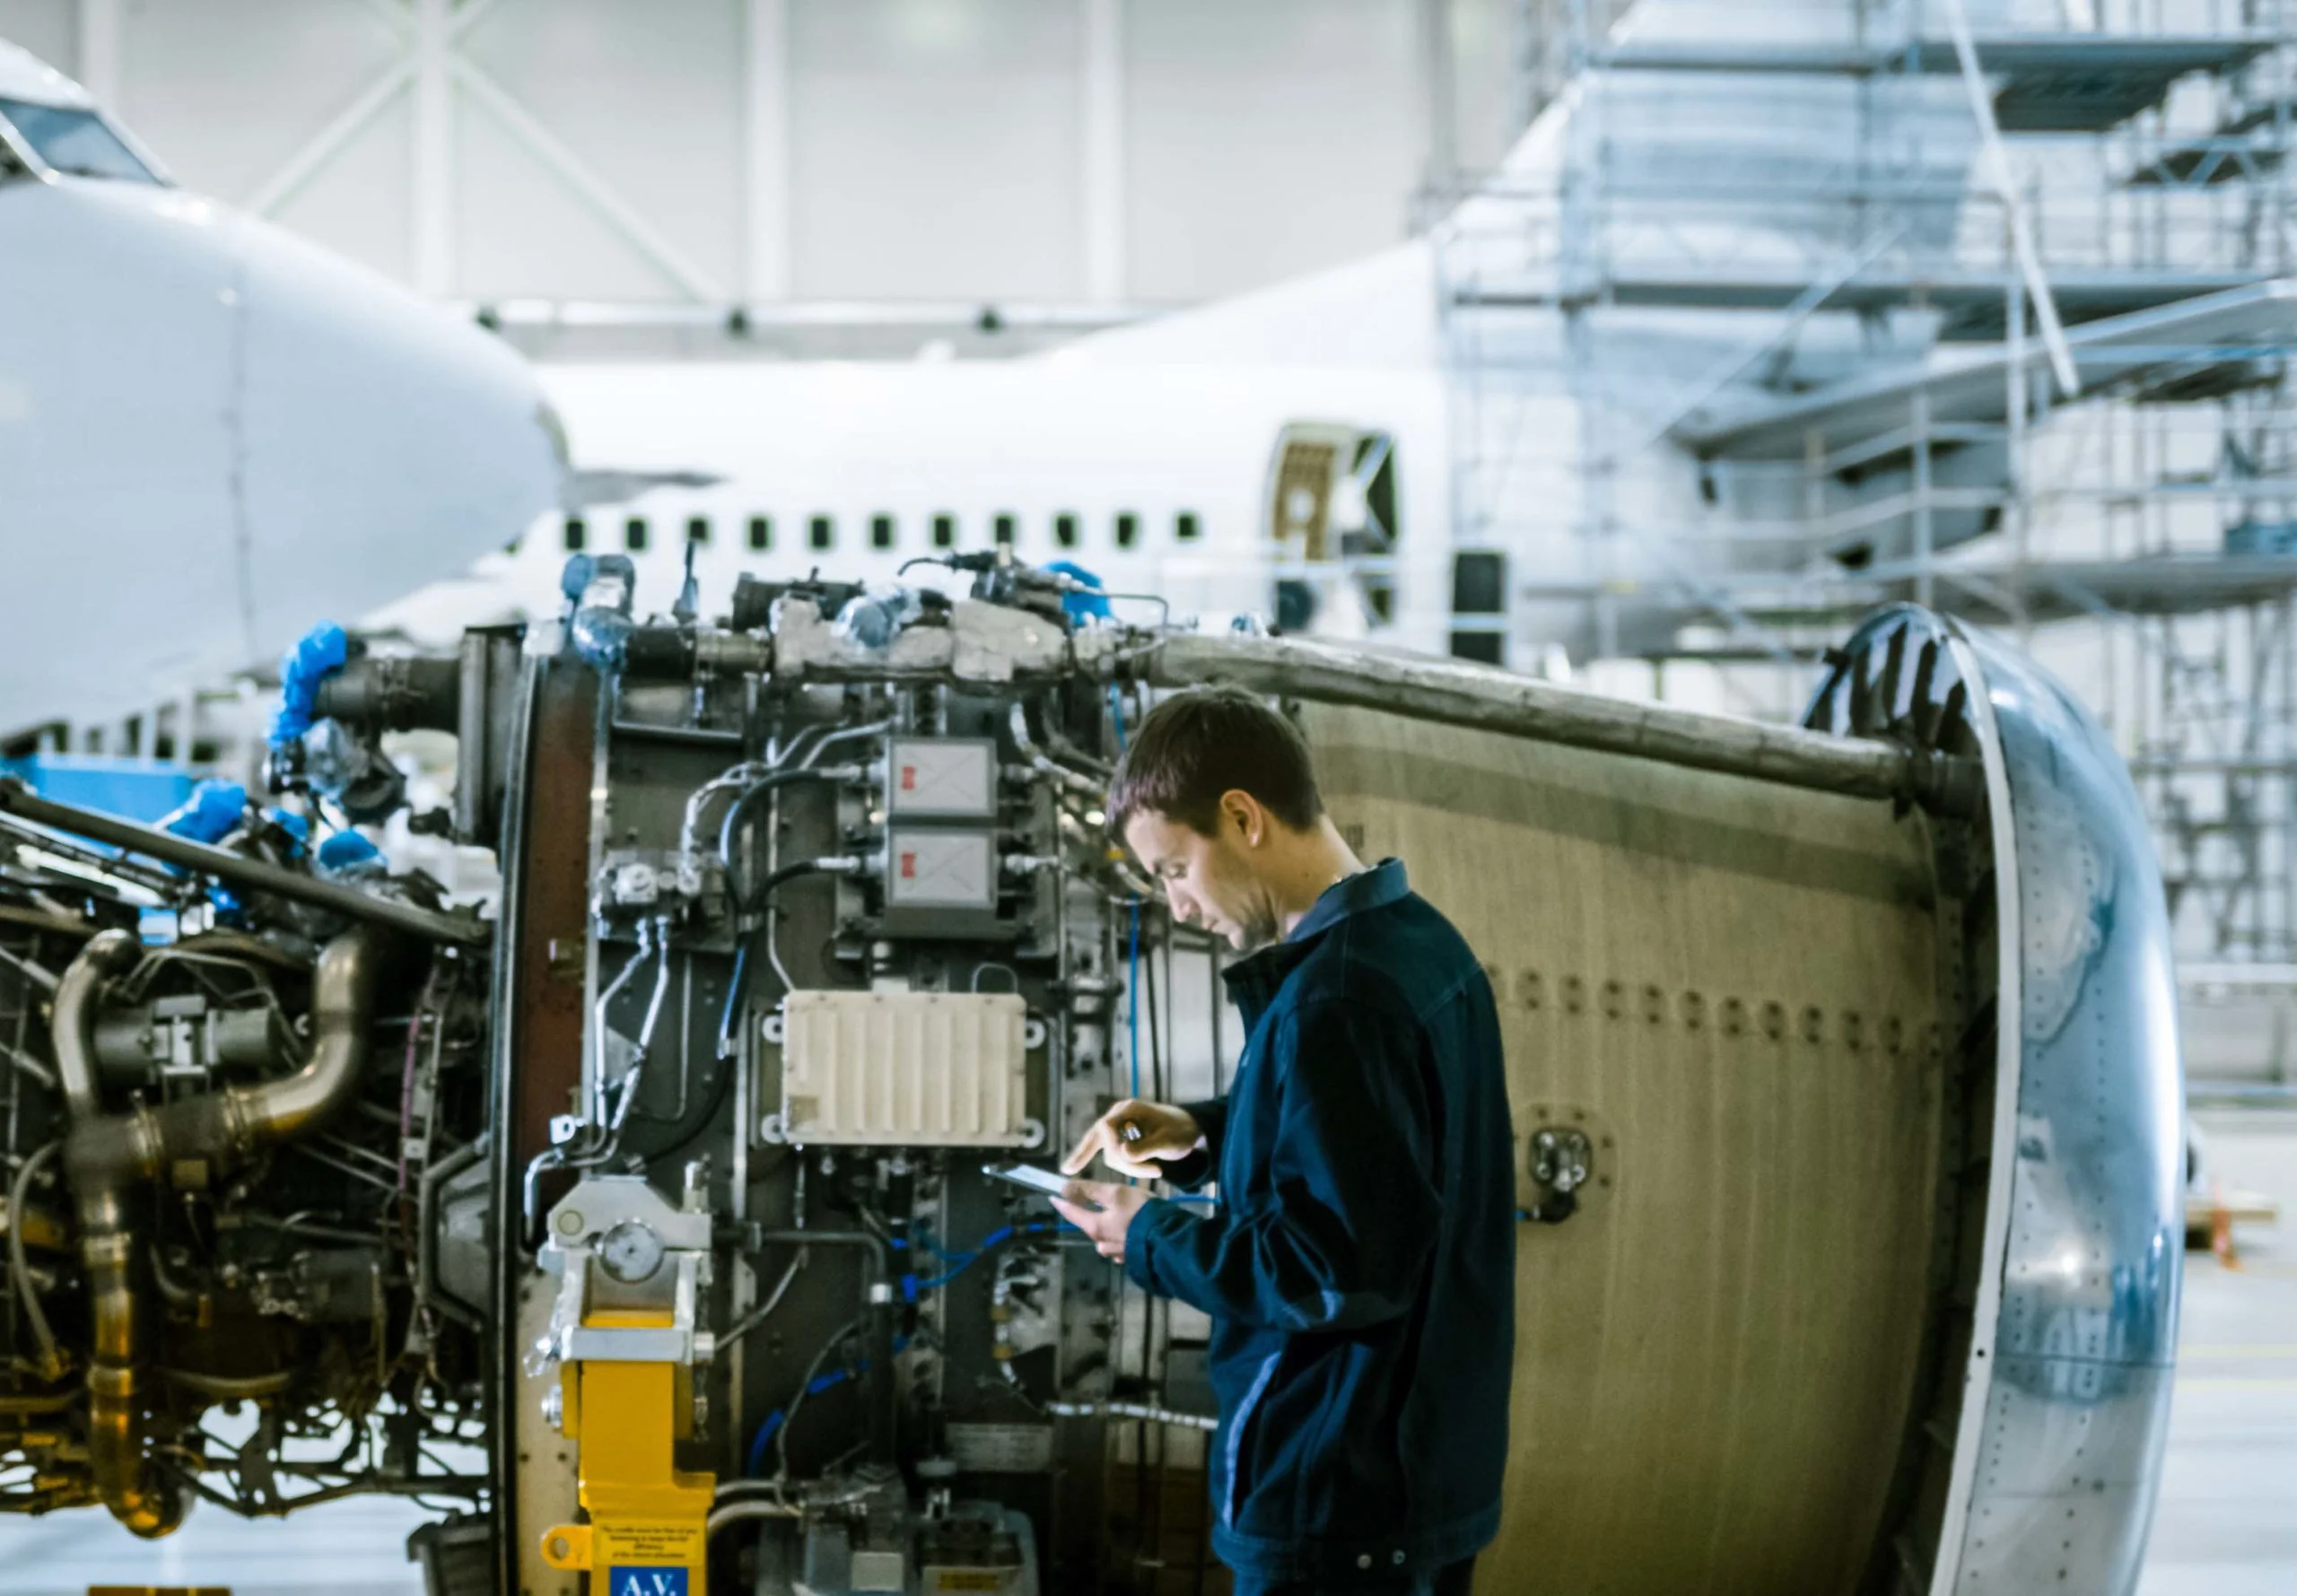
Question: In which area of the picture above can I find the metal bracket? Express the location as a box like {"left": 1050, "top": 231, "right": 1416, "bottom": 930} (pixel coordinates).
{"left": 1522, "top": 1126, "right": 1594, "bottom": 1225}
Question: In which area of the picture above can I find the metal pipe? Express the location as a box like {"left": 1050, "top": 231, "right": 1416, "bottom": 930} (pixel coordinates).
{"left": 225, "top": 928, "right": 384, "bottom": 1143}
{"left": 0, "top": 779, "right": 488, "bottom": 946}
{"left": 705, "top": 1497, "right": 804, "bottom": 1539}
{"left": 722, "top": 1247, "right": 807, "bottom": 1346}
{"left": 753, "top": 1228, "right": 895, "bottom": 1465}
{"left": 0, "top": 940, "right": 60, "bottom": 995}
{"left": 1008, "top": 704, "right": 1104, "bottom": 799}
{"left": 1141, "top": 633, "right": 1983, "bottom": 815}
{"left": 310, "top": 655, "right": 462, "bottom": 732}
{"left": 54, "top": 930, "right": 139, "bottom": 1119}
{"left": 1044, "top": 1399, "right": 1217, "bottom": 1432}
{"left": 592, "top": 924, "right": 653, "bottom": 1129}
{"left": 715, "top": 766, "right": 865, "bottom": 899}
{"left": 751, "top": 1228, "right": 889, "bottom": 1288}
{"left": 453, "top": 632, "right": 491, "bottom": 842}
{"left": 1043, "top": 717, "right": 1114, "bottom": 778}
{"left": 633, "top": 923, "right": 674, "bottom": 1063}
{"left": 6, "top": 1141, "right": 64, "bottom": 1379}
{"left": 57, "top": 925, "right": 386, "bottom": 1538}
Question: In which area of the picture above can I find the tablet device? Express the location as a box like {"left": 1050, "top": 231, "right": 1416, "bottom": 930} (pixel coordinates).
{"left": 983, "top": 1161, "right": 1099, "bottom": 1208}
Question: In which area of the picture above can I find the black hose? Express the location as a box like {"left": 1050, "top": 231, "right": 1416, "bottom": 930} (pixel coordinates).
{"left": 751, "top": 1231, "right": 895, "bottom": 1466}
{"left": 636, "top": 1037, "right": 738, "bottom": 1164}
{"left": 766, "top": 1317, "right": 861, "bottom": 1481}
{"left": 717, "top": 769, "right": 846, "bottom": 912}
{"left": 750, "top": 859, "right": 842, "bottom": 900}
{"left": 652, "top": 862, "right": 839, "bottom": 1161}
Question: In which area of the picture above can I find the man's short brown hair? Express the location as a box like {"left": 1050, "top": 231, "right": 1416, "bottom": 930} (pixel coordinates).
{"left": 1106, "top": 686, "right": 1323, "bottom": 837}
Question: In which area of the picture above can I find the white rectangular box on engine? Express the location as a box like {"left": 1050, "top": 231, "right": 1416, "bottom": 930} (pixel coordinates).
{"left": 774, "top": 990, "right": 1033, "bottom": 1147}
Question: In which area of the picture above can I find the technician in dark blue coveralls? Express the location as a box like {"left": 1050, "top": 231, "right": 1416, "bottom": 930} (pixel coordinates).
{"left": 1052, "top": 686, "right": 1515, "bottom": 1596}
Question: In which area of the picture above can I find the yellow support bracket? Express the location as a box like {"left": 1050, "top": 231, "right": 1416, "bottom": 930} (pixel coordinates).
{"left": 539, "top": 1308, "right": 715, "bottom": 1595}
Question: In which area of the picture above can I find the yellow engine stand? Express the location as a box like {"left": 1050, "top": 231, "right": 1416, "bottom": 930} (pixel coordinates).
{"left": 537, "top": 1309, "right": 715, "bottom": 1595}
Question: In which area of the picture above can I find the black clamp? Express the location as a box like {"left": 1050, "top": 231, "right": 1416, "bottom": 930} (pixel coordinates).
{"left": 1518, "top": 1127, "right": 1594, "bottom": 1225}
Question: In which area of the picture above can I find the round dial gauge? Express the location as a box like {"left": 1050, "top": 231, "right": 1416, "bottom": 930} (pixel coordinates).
{"left": 597, "top": 1219, "right": 666, "bottom": 1284}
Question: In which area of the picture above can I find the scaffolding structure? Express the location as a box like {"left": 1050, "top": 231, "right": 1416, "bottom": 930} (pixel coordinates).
{"left": 1445, "top": 0, "right": 2297, "bottom": 1065}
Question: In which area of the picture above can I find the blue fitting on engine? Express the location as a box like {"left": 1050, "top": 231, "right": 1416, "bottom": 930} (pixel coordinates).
{"left": 562, "top": 554, "right": 637, "bottom": 672}
{"left": 1044, "top": 560, "right": 1111, "bottom": 622}
{"left": 267, "top": 622, "right": 350, "bottom": 747}
{"left": 158, "top": 779, "right": 249, "bottom": 846}
{"left": 316, "top": 831, "right": 385, "bottom": 877}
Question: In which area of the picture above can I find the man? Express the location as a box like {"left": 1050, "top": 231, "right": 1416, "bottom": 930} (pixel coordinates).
{"left": 1052, "top": 686, "right": 1515, "bottom": 1596}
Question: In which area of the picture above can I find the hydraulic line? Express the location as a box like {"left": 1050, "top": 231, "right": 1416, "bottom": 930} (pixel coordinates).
{"left": 717, "top": 766, "right": 863, "bottom": 914}
{"left": 6, "top": 1140, "right": 63, "bottom": 1379}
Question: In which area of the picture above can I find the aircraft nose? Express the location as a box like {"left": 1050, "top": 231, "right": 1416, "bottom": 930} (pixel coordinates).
{"left": 0, "top": 179, "right": 562, "bottom": 737}
{"left": 231, "top": 215, "right": 563, "bottom": 635}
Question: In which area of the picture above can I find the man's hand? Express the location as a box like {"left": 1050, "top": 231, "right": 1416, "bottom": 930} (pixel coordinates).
{"left": 1062, "top": 1098, "right": 1202, "bottom": 1181}
{"left": 1050, "top": 1180, "right": 1150, "bottom": 1262}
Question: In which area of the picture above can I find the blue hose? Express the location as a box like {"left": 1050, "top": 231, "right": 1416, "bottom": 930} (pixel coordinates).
{"left": 716, "top": 939, "right": 749, "bottom": 1058}
{"left": 744, "top": 1368, "right": 853, "bottom": 1477}
{"left": 742, "top": 1331, "right": 916, "bottom": 1476}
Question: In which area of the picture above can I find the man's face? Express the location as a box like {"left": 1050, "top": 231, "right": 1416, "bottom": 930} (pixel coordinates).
{"left": 1122, "top": 800, "right": 1280, "bottom": 952}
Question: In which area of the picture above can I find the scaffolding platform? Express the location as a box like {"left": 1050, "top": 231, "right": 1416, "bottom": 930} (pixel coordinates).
{"left": 1673, "top": 281, "right": 2297, "bottom": 460}
{"left": 1446, "top": 2, "right": 2297, "bottom": 986}
{"left": 1521, "top": 554, "right": 2297, "bottom": 635}
{"left": 2127, "top": 96, "right": 2297, "bottom": 186}
{"left": 1458, "top": 265, "right": 2271, "bottom": 338}
{"left": 1594, "top": 34, "right": 2273, "bottom": 131}
{"left": 1935, "top": 554, "right": 2297, "bottom": 622}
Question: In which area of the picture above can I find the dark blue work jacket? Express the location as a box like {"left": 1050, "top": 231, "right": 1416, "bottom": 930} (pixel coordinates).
{"left": 1124, "top": 859, "right": 1515, "bottom": 1583}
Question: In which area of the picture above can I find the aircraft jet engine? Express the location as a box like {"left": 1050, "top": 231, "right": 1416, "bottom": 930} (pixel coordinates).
{"left": 0, "top": 557, "right": 2180, "bottom": 1596}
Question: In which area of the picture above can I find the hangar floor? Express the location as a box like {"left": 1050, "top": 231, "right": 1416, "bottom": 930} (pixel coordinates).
{"left": 3, "top": 1113, "right": 2292, "bottom": 1596}
{"left": 2136, "top": 1107, "right": 2297, "bottom": 1596}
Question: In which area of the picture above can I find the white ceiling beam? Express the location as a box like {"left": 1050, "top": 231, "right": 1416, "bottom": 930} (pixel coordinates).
{"left": 1418, "top": 0, "right": 1458, "bottom": 203}
{"left": 453, "top": 56, "right": 727, "bottom": 302}
{"left": 1081, "top": 0, "right": 1126, "bottom": 302}
{"left": 348, "top": 0, "right": 414, "bottom": 45}
{"left": 246, "top": 59, "right": 415, "bottom": 217}
{"left": 413, "top": 0, "right": 455, "bottom": 295}
{"left": 451, "top": 0, "right": 514, "bottom": 41}
{"left": 741, "top": 0, "right": 792, "bottom": 302}
{"left": 75, "top": 0, "right": 123, "bottom": 105}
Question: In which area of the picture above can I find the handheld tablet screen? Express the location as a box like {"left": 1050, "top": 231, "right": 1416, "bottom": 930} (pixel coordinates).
{"left": 983, "top": 1161, "right": 1095, "bottom": 1205}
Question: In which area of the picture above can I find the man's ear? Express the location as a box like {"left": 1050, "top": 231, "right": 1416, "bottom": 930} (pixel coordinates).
{"left": 1221, "top": 789, "right": 1262, "bottom": 848}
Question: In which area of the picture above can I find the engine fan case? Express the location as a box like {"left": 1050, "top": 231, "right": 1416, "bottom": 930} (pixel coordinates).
{"left": 1306, "top": 702, "right": 1952, "bottom": 1596}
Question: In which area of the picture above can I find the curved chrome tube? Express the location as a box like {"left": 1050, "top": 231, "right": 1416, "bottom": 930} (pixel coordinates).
{"left": 1007, "top": 702, "right": 1104, "bottom": 799}
{"left": 240, "top": 926, "right": 382, "bottom": 1138}
{"left": 51, "top": 929, "right": 138, "bottom": 1119}
{"left": 55, "top": 923, "right": 387, "bottom": 1538}
{"left": 704, "top": 1497, "right": 804, "bottom": 1539}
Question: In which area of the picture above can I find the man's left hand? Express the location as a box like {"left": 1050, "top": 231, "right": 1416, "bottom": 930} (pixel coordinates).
{"left": 1049, "top": 1180, "right": 1150, "bottom": 1262}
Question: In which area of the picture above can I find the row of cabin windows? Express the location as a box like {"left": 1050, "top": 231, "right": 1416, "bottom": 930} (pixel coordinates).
{"left": 1449, "top": 550, "right": 1508, "bottom": 667}
{"left": 562, "top": 510, "right": 1202, "bottom": 555}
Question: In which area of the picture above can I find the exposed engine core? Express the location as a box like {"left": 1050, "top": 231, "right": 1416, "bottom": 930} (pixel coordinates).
{"left": 0, "top": 560, "right": 2181, "bottom": 1596}
{"left": 0, "top": 816, "right": 489, "bottom": 1537}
